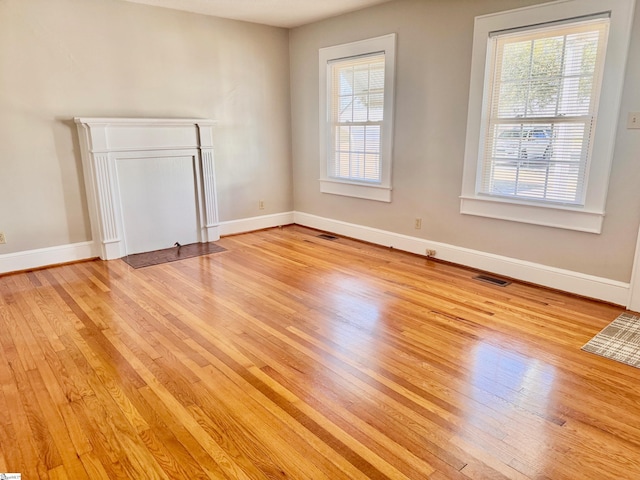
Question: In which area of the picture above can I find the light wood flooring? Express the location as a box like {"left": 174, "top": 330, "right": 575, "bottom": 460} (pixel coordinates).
{"left": 0, "top": 225, "right": 639, "bottom": 479}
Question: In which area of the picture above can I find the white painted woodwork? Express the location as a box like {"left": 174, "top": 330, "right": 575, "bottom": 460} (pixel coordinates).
{"left": 627, "top": 226, "right": 640, "bottom": 312}
{"left": 116, "top": 155, "right": 200, "bottom": 254}
{"left": 293, "top": 211, "right": 630, "bottom": 306}
{"left": 75, "top": 117, "right": 219, "bottom": 260}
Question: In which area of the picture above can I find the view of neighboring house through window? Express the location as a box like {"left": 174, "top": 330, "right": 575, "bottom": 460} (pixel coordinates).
{"left": 329, "top": 53, "right": 385, "bottom": 183}
{"left": 319, "top": 34, "right": 396, "bottom": 202}
{"left": 481, "top": 17, "right": 609, "bottom": 205}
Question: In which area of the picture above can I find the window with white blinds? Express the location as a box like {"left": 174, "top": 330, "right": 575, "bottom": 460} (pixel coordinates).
{"left": 480, "top": 17, "right": 609, "bottom": 205}
{"left": 460, "top": 0, "right": 634, "bottom": 233}
{"left": 319, "top": 34, "right": 396, "bottom": 202}
{"left": 329, "top": 53, "right": 385, "bottom": 183}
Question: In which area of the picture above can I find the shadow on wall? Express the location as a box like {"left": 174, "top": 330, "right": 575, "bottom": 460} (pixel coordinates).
{"left": 53, "top": 117, "right": 92, "bottom": 243}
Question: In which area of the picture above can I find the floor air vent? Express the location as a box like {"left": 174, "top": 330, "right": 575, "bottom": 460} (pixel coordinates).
{"left": 317, "top": 234, "right": 338, "bottom": 241}
{"left": 474, "top": 274, "right": 511, "bottom": 287}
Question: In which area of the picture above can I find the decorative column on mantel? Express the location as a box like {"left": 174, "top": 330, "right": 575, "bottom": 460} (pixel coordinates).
{"left": 74, "top": 117, "right": 220, "bottom": 260}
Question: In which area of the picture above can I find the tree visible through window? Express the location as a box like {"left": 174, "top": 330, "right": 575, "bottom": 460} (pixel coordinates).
{"left": 480, "top": 17, "right": 609, "bottom": 205}
{"left": 461, "top": 0, "right": 633, "bottom": 233}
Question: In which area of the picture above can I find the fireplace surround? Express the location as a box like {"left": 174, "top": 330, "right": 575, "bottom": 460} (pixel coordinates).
{"left": 75, "top": 117, "right": 219, "bottom": 260}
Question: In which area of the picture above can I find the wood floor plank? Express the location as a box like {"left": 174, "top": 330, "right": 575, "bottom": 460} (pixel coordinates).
{"left": 78, "top": 451, "right": 117, "bottom": 480}
{"left": 0, "top": 388, "right": 22, "bottom": 473}
{"left": 137, "top": 385, "right": 234, "bottom": 480}
{"left": 47, "top": 464, "right": 70, "bottom": 480}
{"left": 0, "top": 225, "right": 638, "bottom": 479}
{"left": 2, "top": 376, "right": 50, "bottom": 478}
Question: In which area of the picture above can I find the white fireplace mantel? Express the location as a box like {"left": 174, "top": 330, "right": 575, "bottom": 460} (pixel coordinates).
{"left": 75, "top": 117, "right": 220, "bottom": 260}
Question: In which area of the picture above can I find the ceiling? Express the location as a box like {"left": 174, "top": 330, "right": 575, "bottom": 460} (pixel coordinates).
{"left": 121, "top": 0, "right": 394, "bottom": 28}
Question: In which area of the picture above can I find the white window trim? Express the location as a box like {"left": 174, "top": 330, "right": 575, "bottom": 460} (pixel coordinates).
{"left": 460, "top": 0, "right": 635, "bottom": 233}
{"left": 319, "top": 34, "right": 396, "bottom": 202}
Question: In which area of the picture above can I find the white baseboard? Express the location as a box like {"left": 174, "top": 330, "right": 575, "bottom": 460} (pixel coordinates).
{"left": 219, "top": 212, "right": 294, "bottom": 236}
{"left": 0, "top": 241, "right": 96, "bottom": 275}
{"left": 0, "top": 212, "right": 296, "bottom": 275}
{"left": 293, "top": 211, "right": 630, "bottom": 306}
{"left": 2, "top": 213, "right": 629, "bottom": 306}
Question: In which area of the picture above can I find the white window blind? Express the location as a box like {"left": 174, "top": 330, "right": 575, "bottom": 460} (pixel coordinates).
{"left": 480, "top": 17, "right": 609, "bottom": 205}
{"left": 328, "top": 53, "right": 385, "bottom": 183}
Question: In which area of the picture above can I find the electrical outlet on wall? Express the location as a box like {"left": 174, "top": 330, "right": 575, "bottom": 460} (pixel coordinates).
{"left": 629, "top": 112, "right": 640, "bottom": 129}
{"left": 259, "top": 200, "right": 265, "bottom": 210}
{"left": 414, "top": 218, "right": 422, "bottom": 229}
{"left": 0, "top": 232, "right": 6, "bottom": 244}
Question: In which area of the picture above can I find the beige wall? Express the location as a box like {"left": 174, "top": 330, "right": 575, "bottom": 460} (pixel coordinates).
{"left": 0, "top": 0, "right": 293, "bottom": 254}
{"left": 290, "top": 0, "right": 640, "bottom": 282}
{"left": 2, "top": 0, "right": 639, "bottom": 284}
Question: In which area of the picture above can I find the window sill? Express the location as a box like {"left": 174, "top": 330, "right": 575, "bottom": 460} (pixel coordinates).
{"left": 460, "top": 195, "right": 604, "bottom": 233}
{"left": 320, "top": 179, "right": 391, "bottom": 202}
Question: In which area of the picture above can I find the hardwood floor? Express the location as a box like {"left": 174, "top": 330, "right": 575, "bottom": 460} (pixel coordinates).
{"left": 1, "top": 225, "right": 639, "bottom": 479}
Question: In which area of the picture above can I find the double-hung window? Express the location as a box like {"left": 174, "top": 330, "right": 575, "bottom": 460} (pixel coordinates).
{"left": 319, "top": 34, "right": 396, "bottom": 202}
{"left": 460, "top": 0, "right": 634, "bottom": 233}
{"left": 483, "top": 18, "right": 608, "bottom": 204}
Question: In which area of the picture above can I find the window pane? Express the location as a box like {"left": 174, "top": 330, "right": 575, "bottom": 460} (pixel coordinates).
{"left": 353, "top": 65, "right": 370, "bottom": 95}
{"left": 365, "top": 126, "right": 380, "bottom": 153}
{"left": 353, "top": 99, "right": 368, "bottom": 122}
{"left": 337, "top": 151, "right": 350, "bottom": 177}
{"left": 501, "top": 41, "right": 531, "bottom": 81}
{"left": 338, "top": 67, "right": 353, "bottom": 95}
{"left": 530, "top": 36, "right": 563, "bottom": 78}
{"left": 365, "top": 153, "right": 380, "bottom": 180}
{"left": 337, "top": 126, "right": 350, "bottom": 150}
{"left": 370, "top": 65, "right": 385, "bottom": 89}
{"left": 368, "top": 93, "right": 384, "bottom": 121}
{"left": 338, "top": 96, "right": 353, "bottom": 122}
{"left": 351, "top": 126, "right": 365, "bottom": 152}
